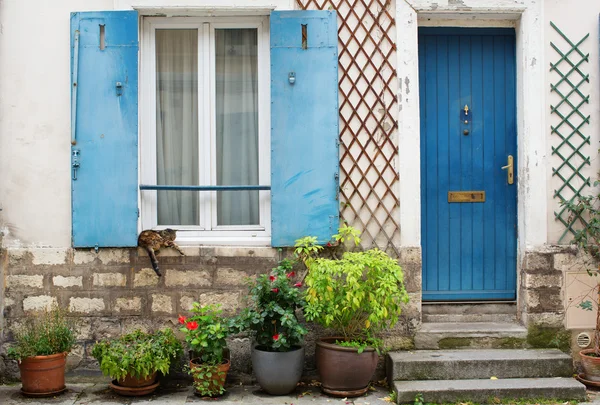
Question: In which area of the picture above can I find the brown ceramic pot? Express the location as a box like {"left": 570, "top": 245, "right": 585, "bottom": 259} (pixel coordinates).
{"left": 118, "top": 372, "right": 157, "bottom": 388}
{"left": 315, "top": 337, "right": 378, "bottom": 397}
{"left": 19, "top": 352, "right": 68, "bottom": 397}
{"left": 580, "top": 349, "right": 600, "bottom": 381}
{"left": 190, "top": 358, "right": 231, "bottom": 396}
{"left": 110, "top": 380, "right": 160, "bottom": 396}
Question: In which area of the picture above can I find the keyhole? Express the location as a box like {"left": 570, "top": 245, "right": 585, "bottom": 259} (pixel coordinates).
{"left": 301, "top": 24, "right": 307, "bottom": 49}
{"left": 99, "top": 25, "right": 106, "bottom": 50}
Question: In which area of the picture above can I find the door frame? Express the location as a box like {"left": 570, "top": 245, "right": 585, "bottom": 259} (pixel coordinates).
{"left": 395, "top": 1, "right": 546, "bottom": 307}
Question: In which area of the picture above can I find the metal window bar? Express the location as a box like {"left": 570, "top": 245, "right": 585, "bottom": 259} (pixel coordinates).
{"left": 139, "top": 185, "right": 270, "bottom": 191}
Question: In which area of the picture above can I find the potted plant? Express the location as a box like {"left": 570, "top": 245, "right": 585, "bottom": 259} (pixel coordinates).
{"left": 232, "top": 258, "right": 307, "bottom": 395}
{"left": 564, "top": 192, "right": 600, "bottom": 382}
{"left": 8, "top": 306, "right": 76, "bottom": 397}
{"left": 179, "top": 303, "right": 231, "bottom": 397}
{"left": 295, "top": 224, "right": 410, "bottom": 397}
{"left": 91, "top": 328, "right": 182, "bottom": 396}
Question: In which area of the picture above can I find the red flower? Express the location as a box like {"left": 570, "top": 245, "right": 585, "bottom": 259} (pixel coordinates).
{"left": 273, "top": 333, "right": 280, "bottom": 341}
{"left": 186, "top": 321, "right": 198, "bottom": 331}
{"left": 269, "top": 275, "right": 276, "bottom": 282}
{"left": 286, "top": 271, "right": 296, "bottom": 278}
{"left": 326, "top": 242, "right": 332, "bottom": 247}
{"left": 294, "top": 282, "right": 302, "bottom": 288}
{"left": 178, "top": 315, "right": 186, "bottom": 324}
{"left": 271, "top": 288, "right": 279, "bottom": 293}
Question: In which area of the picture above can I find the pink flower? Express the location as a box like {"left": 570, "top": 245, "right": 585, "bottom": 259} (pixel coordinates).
{"left": 186, "top": 321, "right": 198, "bottom": 331}
{"left": 271, "top": 288, "right": 279, "bottom": 293}
{"left": 273, "top": 333, "right": 280, "bottom": 341}
{"left": 294, "top": 282, "right": 302, "bottom": 288}
{"left": 286, "top": 271, "right": 296, "bottom": 278}
{"left": 269, "top": 275, "right": 276, "bottom": 282}
{"left": 178, "top": 315, "right": 186, "bottom": 324}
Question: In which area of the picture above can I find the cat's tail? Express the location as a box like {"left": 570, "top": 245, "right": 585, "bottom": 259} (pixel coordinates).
{"left": 144, "top": 246, "right": 162, "bottom": 277}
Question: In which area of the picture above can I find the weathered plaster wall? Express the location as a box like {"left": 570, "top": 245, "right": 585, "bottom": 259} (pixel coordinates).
{"left": 545, "top": 0, "right": 600, "bottom": 244}
{"left": 0, "top": 0, "right": 113, "bottom": 249}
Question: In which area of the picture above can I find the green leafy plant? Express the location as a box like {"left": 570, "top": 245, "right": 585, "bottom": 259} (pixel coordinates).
{"left": 563, "top": 189, "right": 600, "bottom": 355}
{"left": 188, "top": 362, "right": 227, "bottom": 397}
{"left": 179, "top": 303, "right": 230, "bottom": 364}
{"left": 179, "top": 303, "right": 231, "bottom": 396}
{"left": 232, "top": 258, "right": 307, "bottom": 352}
{"left": 91, "top": 328, "right": 182, "bottom": 381}
{"left": 8, "top": 306, "right": 76, "bottom": 360}
{"left": 296, "top": 225, "right": 409, "bottom": 351}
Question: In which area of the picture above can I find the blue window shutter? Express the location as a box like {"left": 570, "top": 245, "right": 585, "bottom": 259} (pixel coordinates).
{"left": 71, "top": 11, "right": 138, "bottom": 247}
{"left": 270, "top": 10, "right": 340, "bottom": 247}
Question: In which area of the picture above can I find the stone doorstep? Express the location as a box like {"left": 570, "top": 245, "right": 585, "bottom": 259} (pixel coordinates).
{"left": 422, "top": 313, "right": 517, "bottom": 323}
{"left": 414, "top": 322, "right": 528, "bottom": 350}
{"left": 386, "top": 349, "right": 574, "bottom": 381}
{"left": 392, "top": 378, "right": 587, "bottom": 404}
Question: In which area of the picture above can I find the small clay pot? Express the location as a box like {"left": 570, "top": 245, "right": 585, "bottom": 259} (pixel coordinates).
{"left": 110, "top": 380, "right": 160, "bottom": 396}
{"left": 19, "top": 352, "right": 68, "bottom": 397}
{"left": 118, "top": 372, "right": 157, "bottom": 388}
{"left": 580, "top": 349, "right": 600, "bottom": 382}
{"left": 190, "top": 358, "right": 231, "bottom": 396}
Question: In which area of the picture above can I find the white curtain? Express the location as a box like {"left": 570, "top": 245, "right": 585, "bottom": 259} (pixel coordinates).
{"left": 156, "top": 29, "right": 199, "bottom": 225}
{"left": 215, "top": 29, "right": 259, "bottom": 226}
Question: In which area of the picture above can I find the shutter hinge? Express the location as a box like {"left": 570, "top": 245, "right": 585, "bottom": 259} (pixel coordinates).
{"left": 137, "top": 208, "right": 140, "bottom": 218}
{"left": 334, "top": 173, "right": 339, "bottom": 200}
{"left": 94, "top": 244, "right": 99, "bottom": 254}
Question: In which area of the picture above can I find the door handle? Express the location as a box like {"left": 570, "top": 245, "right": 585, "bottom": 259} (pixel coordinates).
{"left": 501, "top": 155, "right": 514, "bottom": 185}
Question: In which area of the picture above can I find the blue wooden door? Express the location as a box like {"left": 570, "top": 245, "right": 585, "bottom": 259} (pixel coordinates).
{"left": 419, "top": 28, "right": 517, "bottom": 301}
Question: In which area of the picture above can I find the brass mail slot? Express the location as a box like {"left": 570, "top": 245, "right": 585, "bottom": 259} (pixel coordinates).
{"left": 448, "top": 191, "right": 486, "bottom": 203}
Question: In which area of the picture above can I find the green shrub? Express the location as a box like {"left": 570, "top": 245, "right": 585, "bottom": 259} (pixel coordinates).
{"left": 296, "top": 225, "right": 409, "bottom": 351}
{"left": 91, "top": 328, "right": 183, "bottom": 381}
{"left": 232, "top": 258, "right": 307, "bottom": 352}
{"left": 8, "top": 307, "right": 76, "bottom": 360}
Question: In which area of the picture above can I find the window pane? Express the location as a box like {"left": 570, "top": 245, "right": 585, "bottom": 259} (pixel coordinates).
{"left": 156, "top": 29, "right": 199, "bottom": 226}
{"left": 215, "top": 29, "right": 259, "bottom": 226}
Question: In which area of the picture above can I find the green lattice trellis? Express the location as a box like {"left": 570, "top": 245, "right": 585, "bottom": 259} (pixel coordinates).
{"left": 550, "top": 22, "right": 591, "bottom": 242}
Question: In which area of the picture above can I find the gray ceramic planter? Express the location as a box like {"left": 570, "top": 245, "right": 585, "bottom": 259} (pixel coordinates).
{"left": 251, "top": 345, "right": 304, "bottom": 395}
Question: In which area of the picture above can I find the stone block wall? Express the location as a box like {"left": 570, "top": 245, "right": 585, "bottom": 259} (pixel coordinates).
{"left": 0, "top": 246, "right": 279, "bottom": 380}
{"left": 0, "top": 245, "right": 421, "bottom": 381}
{"left": 519, "top": 246, "right": 573, "bottom": 328}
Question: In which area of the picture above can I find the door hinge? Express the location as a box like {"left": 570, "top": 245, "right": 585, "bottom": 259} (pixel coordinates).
{"left": 137, "top": 208, "right": 140, "bottom": 218}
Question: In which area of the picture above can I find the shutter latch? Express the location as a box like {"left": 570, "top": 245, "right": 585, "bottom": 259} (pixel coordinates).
{"left": 116, "top": 82, "right": 123, "bottom": 96}
{"left": 72, "top": 149, "right": 80, "bottom": 180}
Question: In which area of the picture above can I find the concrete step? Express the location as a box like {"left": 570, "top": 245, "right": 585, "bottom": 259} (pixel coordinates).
{"left": 422, "top": 303, "right": 517, "bottom": 315}
{"left": 422, "top": 303, "right": 517, "bottom": 323}
{"left": 386, "top": 349, "right": 573, "bottom": 381}
{"left": 392, "top": 377, "right": 586, "bottom": 404}
{"left": 414, "top": 322, "right": 528, "bottom": 350}
{"left": 422, "top": 313, "right": 517, "bottom": 323}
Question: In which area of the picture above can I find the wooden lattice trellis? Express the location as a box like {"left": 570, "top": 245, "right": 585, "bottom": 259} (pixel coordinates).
{"left": 550, "top": 22, "right": 591, "bottom": 242}
{"left": 296, "top": 0, "right": 400, "bottom": 255}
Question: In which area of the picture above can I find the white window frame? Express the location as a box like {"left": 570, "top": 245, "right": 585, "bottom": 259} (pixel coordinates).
{"left": 140, "top": 16, "right": 271, "bottom": 246}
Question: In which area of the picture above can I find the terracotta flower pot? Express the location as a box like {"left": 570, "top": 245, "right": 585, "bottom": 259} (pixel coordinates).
{"left": 580, "top": 349, "right": 600, "bottom": 381}
{"left": 316, "top": 337, "right": 378, "bottom": 397}
{"left": 18, "top": 352, "right": 68, "bottom": 397}
{"left": 190, "top": 358, "right": 231, "bottom": 396}
{"left": 118, "top": 372, "right": 157, "bottom": 388}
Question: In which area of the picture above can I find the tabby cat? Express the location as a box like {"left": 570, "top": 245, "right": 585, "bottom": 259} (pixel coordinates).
{"left": 138, "top": 228, "right": 184, "bottom": 277}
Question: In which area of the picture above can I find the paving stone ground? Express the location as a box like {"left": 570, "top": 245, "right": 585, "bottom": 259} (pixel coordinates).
{"left": 1, "top": 379, "right": 600, "bottom": 405}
